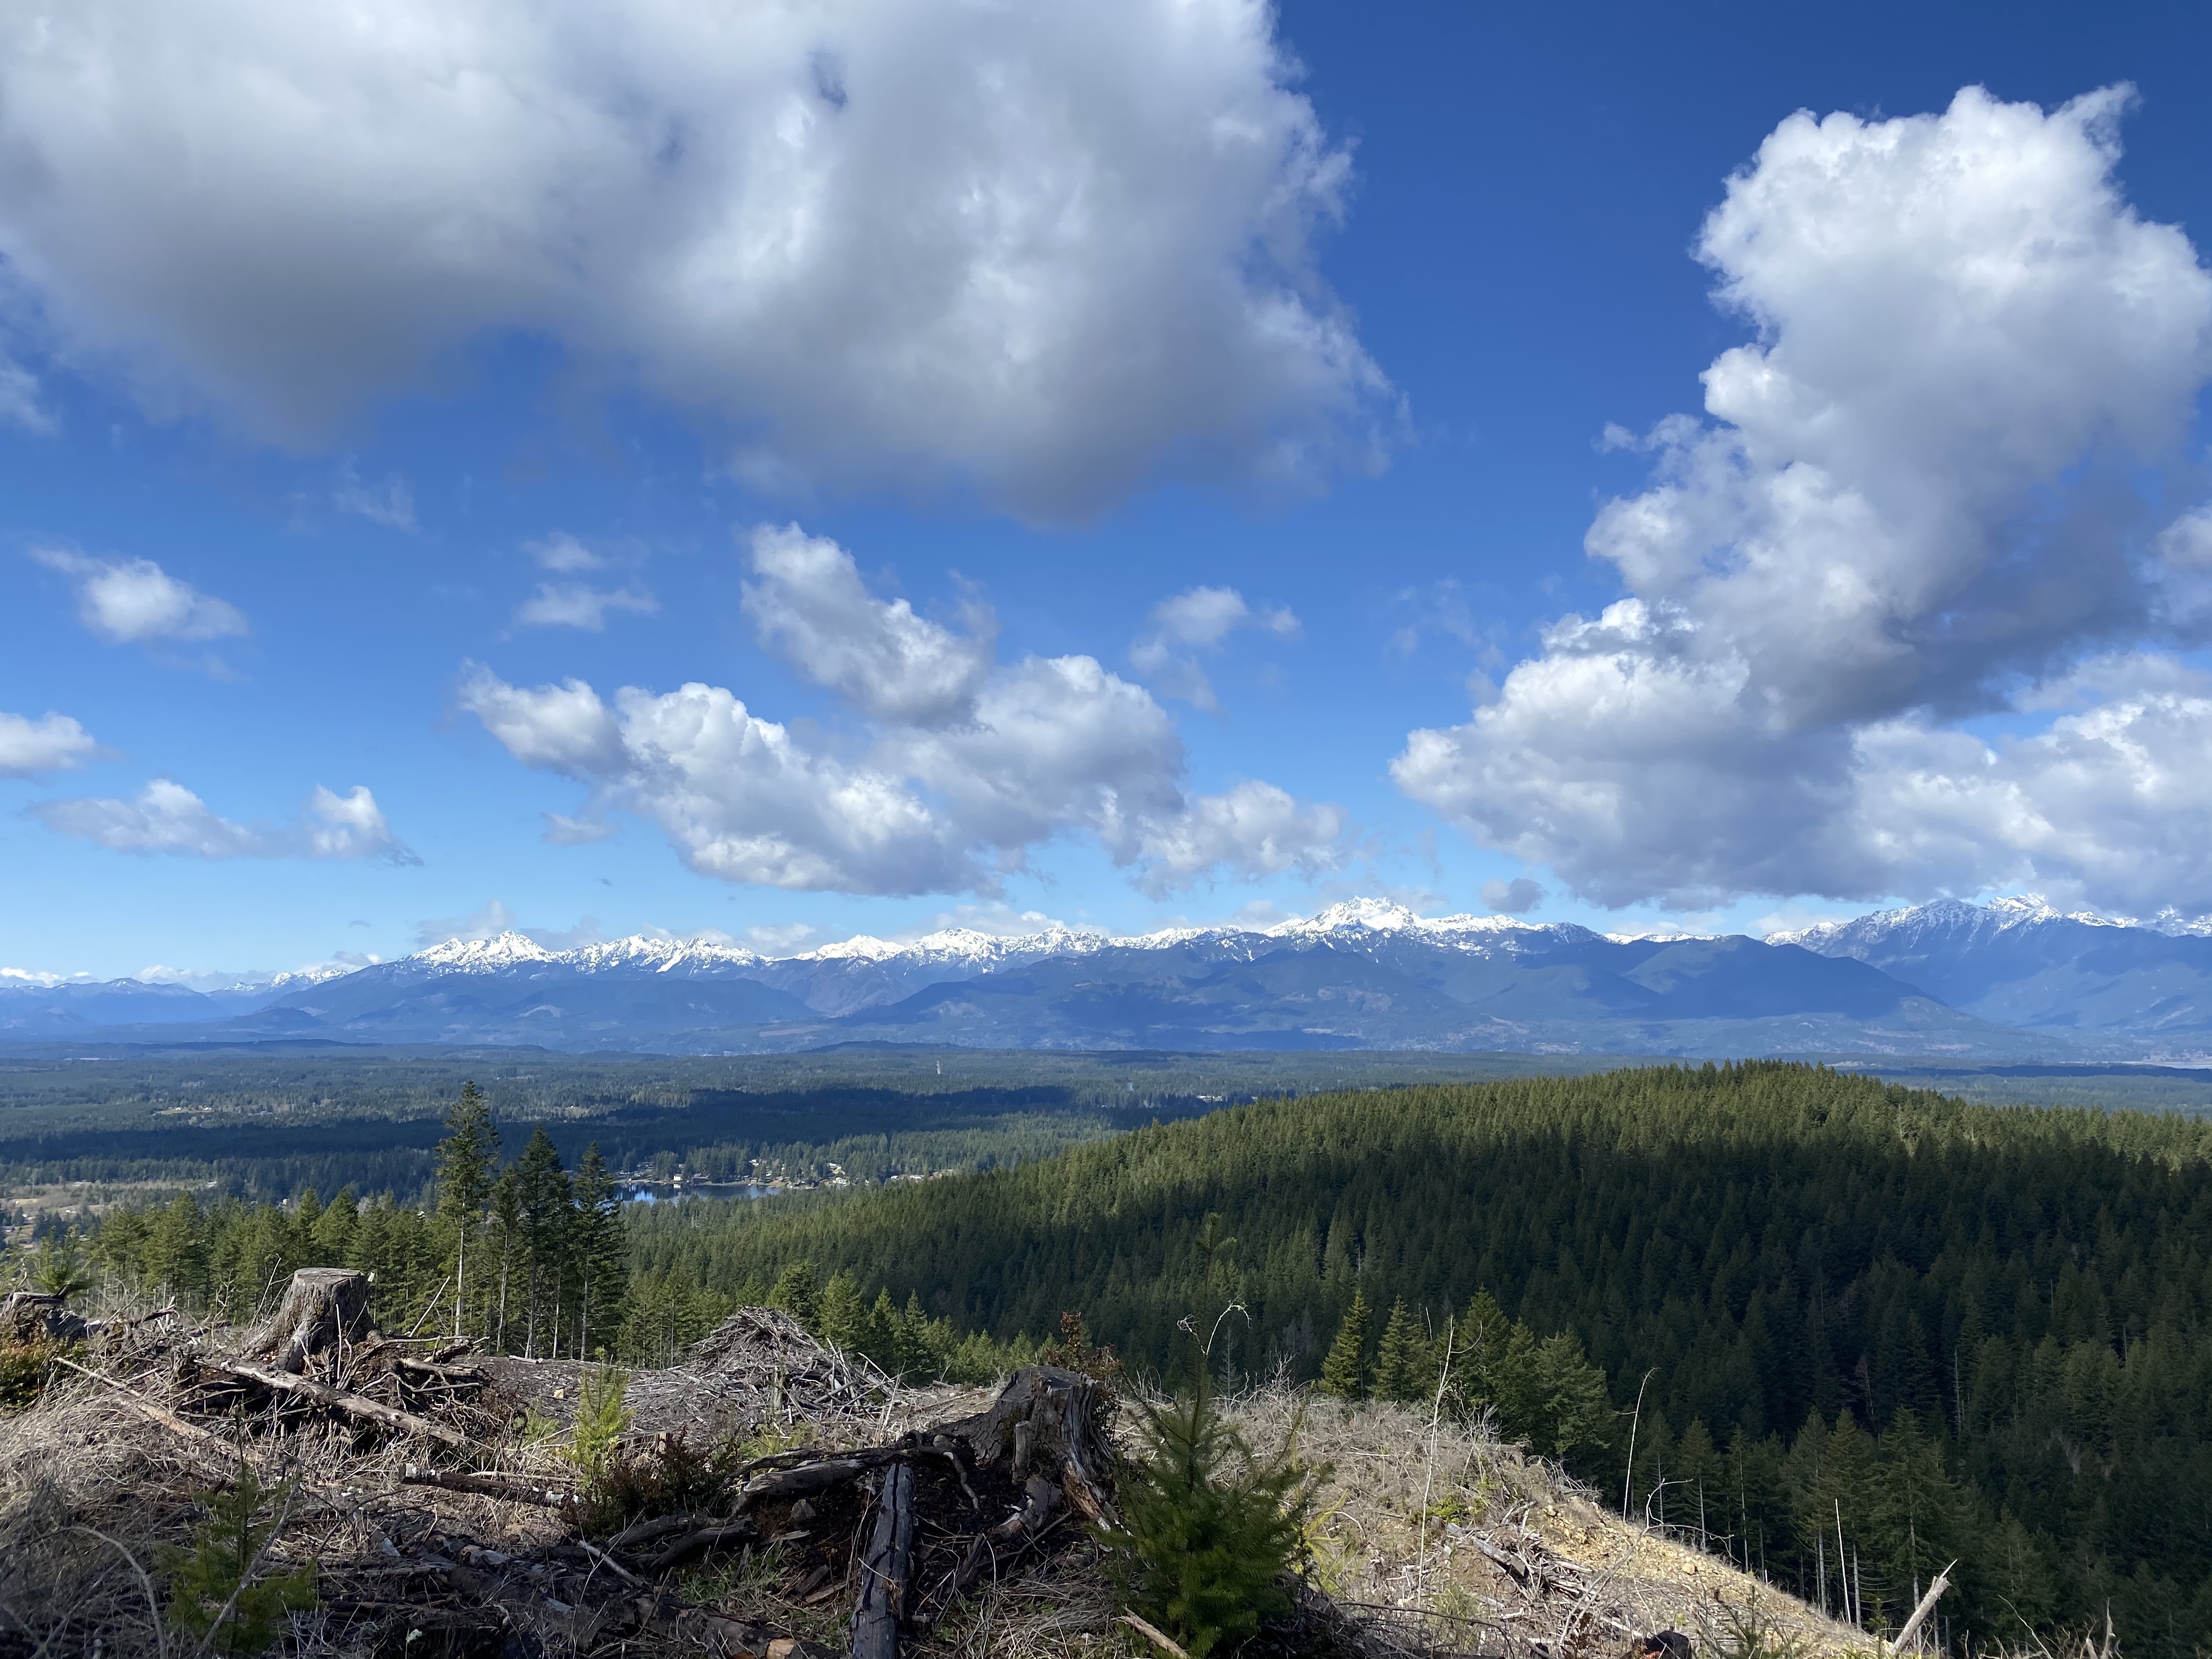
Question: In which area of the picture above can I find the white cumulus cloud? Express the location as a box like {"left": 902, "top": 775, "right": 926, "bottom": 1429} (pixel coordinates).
{"left": 1395, "top": 86, "right": 2212, "bottom": 913}
{"left": 741, "top": 524, "right": 992, "bottom": 725}
{"left": 0, "top": 0, "right": 1392, "bottom": 520}
{"left": 0, "top": 709, "right": 97, "bottom": 776}
{"left": 461, "top": 534, "right": 1347, "bottom": 896}
{"left": 33, "top": 778, "right": 415, "bottom": 861}
{"left": 31, "top": 548, "right": 248, "bottom": 643}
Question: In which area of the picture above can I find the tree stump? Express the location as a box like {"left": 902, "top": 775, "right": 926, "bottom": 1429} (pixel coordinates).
{"left": 940, "top": 1365, "right": 1116, "bottom": 1523}
{"left": 242, "top": 1267, "right": 376, "bottom": 1373}
{"left": 0, "top": 1290, "right": 86, "bottom": 1346}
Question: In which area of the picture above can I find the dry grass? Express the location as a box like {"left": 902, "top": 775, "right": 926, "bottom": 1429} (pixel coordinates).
{"left": 1218, "top": 1389, "right": 1874, "bottom": 1659}
{"left": 0, "top": 1305, "right": 1866, "bottom": 1659}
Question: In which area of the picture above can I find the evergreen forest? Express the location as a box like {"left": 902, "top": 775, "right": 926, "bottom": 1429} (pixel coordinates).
{"left": 46, "top": 1062, "right": 2212, "bottom": 1654}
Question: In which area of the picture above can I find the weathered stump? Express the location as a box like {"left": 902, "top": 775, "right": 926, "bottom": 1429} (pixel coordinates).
{"left": 941, "top": 1364, "right": 1115, "bottom": 1523}
{"left": 0, "top": 1290, "right": 87, "bottom": 1346}
{"left": 241, "top": 1267, "right": 376, "bottom": 1372}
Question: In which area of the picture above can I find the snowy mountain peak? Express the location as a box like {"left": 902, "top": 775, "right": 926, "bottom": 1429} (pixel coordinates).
{"left": 795, "top": 934, "right": 905, "bottom": 963}
{"left": 414, "top": 932, "right": 560, "bottom": 971}
{"left": 1775, "top": 895, "right": 2130, "bottom": 953}
{"left": 1286, "top": 898, "right": 1427, "bottom": 934}
{"left": 569, "top": 935, "right": 766, "bottom": 973}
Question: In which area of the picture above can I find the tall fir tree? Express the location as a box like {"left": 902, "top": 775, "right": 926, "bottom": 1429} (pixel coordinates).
{"left": 817, "top": 1268, "right": 870, "bottom": 1355}
{"left": 510, "top": 1126, "right": 572, "bottom": 1358}
{"left": 571, "top": 1144, "right": 628, "bottom": 1361}
{"left": 433, "top": 1080, "right": 499, "bottom": 1341}
{"left": 1318, "top": 1285, "right": 1371, "bottom": 1401}
{"left": 769, "top": 1261, "right": 821, "bottom": 1330}
{"left": 1373, "top": 1296, "right": 1435, "bottom": 1403}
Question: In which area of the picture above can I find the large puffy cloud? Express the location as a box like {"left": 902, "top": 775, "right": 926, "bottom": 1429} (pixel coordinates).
{"left": 0, "top": 710, "right": 97, "bottom": 776}
{"left": 0, "top": 0, "right": 1390, "bottom": 519}
{"left": 31, "top": 549, "right": 247, "bottom": 643}
{"left": 741, "top": 525, "right": 992, "bottom": 725}
{"left": 1397, "top": 86, "right": 2212, "bottom": 912}
{"left": 461, "top": 541, "right": 1346, "bottom": 895}
{"left": 33, "top": 780, "right": 415, "bottom": 861}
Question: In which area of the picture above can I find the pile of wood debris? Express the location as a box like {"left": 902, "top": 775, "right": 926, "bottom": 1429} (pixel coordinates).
{"left": 0, "top": 1273, "right": 1860, "bottom": 1659}
{"left": 0, "top": 1272, "right": 1127, "bottom": 1659}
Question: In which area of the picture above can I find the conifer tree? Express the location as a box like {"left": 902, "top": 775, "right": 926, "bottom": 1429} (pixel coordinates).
{"left": 510, "top": 1126, "right": 571, "bottom": 1357}
{"left": 1318, "top": 1286, "right": 1370, "bottom": 1400}
{"left": 1448, "top": 1289, "right": 1514, "bottom": 1410}
{"left": 1106, "top": 1333, "right": 1311, "bottom": 1658}
{"left": 817, "top": 1267, "right": 868, "bottom": 1354}
{"left": 160, "top": 1461, "right": 316, "bottom": 1657}
{"left": 898, "top": 1290, "right": 938, "bottom": 1379}
{"left": 433, "top": 1080, "right": 499, "bottom": 1340}
{"left": 487, "top": 1167, "right": 522, "bottom": 1353}
{"left": 1372, "top": 1296, "right": 1434, "bottom": 1403}
{"left": 571, "top": 1144, "right": 628, "bottom": 1359}
{"left": 769, "top": 1261, "right": 820, "bottom": 1330}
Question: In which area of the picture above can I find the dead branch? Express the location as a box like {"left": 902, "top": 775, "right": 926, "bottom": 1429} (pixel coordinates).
{"left": 399, "top": 1464, "right": 571, "bottom": 1508}
{"left": 639, "top": 1517, "right": 760, "bottom": 1574}
{"left": 210, "top": 1359, "right": 473, "bottom": 1450}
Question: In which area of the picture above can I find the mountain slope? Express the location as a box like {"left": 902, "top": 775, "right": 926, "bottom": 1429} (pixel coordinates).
{"left": 1778, "top": 895, "right": 2212, "bottom": 1045}
{"left": 166, "top": 904, "right": 2019, "bottom": 1056}
{"left": 32, "top": 894, "right": 2212, "bottom": 1057}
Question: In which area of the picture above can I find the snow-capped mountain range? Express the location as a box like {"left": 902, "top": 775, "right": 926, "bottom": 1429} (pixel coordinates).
{"left": 10, "top": 895, "right": 2212, "bottom": 1057}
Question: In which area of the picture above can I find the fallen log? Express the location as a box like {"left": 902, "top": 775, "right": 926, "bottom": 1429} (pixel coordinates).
{"left": 608, "top": 1510, "right": 717, "bottom": 1552}
{"left": 401, "top": 1464, "right": 572, "bottom": 1507}
{"left": 54, "top": 1356, "right": 352, "bottom": 1508}
{"left": 213, "top": 1358, "right": 472, "bottom": 1449}
{"left": 853, "top": 1462, "right": 916, "bottom": 1659}
{"left": 733, "top": 1457, "right": 870, "bottom": 1511}
{"left": 391, "top": 1355, "right": 486, "bottom": 1385}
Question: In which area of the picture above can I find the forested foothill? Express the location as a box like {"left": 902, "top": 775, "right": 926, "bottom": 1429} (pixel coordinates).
{"left": 605, "top": 1062, "right": 2212, "bottom": 1652}
{"left": 10, "top": 1055, "right": 2212, "bottom": 1652}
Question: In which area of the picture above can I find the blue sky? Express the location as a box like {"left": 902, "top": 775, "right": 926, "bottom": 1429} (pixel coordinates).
{"left": 6, "top": 0, "right": 2212, "bottom": 982}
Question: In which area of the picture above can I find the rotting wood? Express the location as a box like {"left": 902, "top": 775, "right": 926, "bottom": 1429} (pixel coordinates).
{"left": 946, "top": 1471, "right": 1064, "bottom": 1598}
{"left": 214, "top": 1358, "right": 473, "bottom": 1449}
{"left": 926, "top": 1437, "right": 982, "bottom": 1510}
{"left": 400, "top": 1464, "right": 572, "bottom": 1507}
{"left": 732, "top": 1456, "right": 869, "bottom": 1511}
{"left": 0, "top": 1289, "right": 87, "bottom": 1345}
{"left": 852, "top": 1461, "right": 916, "bottom": 1659}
